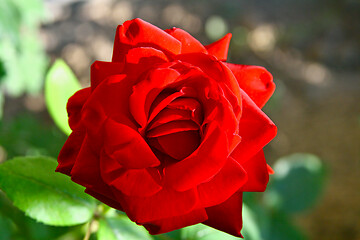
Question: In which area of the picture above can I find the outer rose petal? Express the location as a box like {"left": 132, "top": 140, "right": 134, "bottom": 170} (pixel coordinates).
{"left": 165, "top": 28, "right": 208, "bottom": 54}
{"left": 69, "top": 136, "right": 101, "bottom": 188}
{"left": 231, "top": 90, "right": 277, "bottom": 164}
{"left": 204, "top": 192, "right": 244, "bottom": 237}
{"left": 56, "top": 130, "right": 85, "bottom": 175}
{"left": 104, "top": 118, "right": 160, "bottom": 169}
{"left": 100, "top": 150, "right": 162, "bottom": 197}
{"left": 267, "top": 164, "right": 275, "bottom": 174}
{"left": 198, "top": 157, "right": 247, "bottom": 208}
{"left": 241, "top": 150, "right": 269, "bottom": 192}
{"left": 85, "top": 188, "right": 124, "bottom": 211}
{"left": 67, "top": 87, "right": 91, "bottom": 130}
{"left": 175, "top": 53, "right": 242, "bottom": 117}
{"left": 143, "top": 208, "right": 208, "bottom": 234}
{"left": 116, "top": 187, "right": 199, "bottom": 223}
{"left": 125, "top": 47, "right": 168, "bottom": 65}
{"left": 68, "top": 139, "right": 126, "bottom": 210}
{"left": 82, "top": 74, "right": 137, "bottom": 137}
{"left": 91, "top": 61, "right": 124, "bottom": 91}
{"left": 112, "top": 18, "right": 181, "bottom": 62}
{"left": 205, "top": 33, "right": 232, "bottom": 61}
{"left": 124, "top": 47, "right": 169, "bottom": 78}
{"left": 225, "top": 63, "right": 275, "bottom": 108}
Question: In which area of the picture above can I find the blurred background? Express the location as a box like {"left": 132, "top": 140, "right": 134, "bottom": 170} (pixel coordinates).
{"left": 0, "top": 0, "right": 359, "bottom": 239}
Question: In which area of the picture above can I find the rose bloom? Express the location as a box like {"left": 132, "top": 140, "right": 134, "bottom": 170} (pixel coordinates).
{"left": 57, "top": 18, "right": 277, "bottom": 237}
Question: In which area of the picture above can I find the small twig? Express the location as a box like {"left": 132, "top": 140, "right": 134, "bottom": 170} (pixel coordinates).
{"left": 83, "top": 218, "right": 96, "bottom": 240}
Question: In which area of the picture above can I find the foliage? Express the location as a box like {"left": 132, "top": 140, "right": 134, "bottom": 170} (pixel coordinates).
{"left": 0, "top": 156, "right": 96, "bottom": 226}
{"left": 0, "top": 113, "right": 66, "bottom": 159}
{"left": 45, "top": 59, "right": 82, "bottom": 136}
{"left": 0, "top": 0, "right": 47, "bottom": 118}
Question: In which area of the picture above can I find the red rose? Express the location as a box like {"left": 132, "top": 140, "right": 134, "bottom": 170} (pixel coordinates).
{"left": 57, "top": 18, "right": 277, "bottom": 237}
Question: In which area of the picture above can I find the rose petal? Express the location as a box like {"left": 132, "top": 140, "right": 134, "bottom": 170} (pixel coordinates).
{"left": 231, "top": 90, "right": 277, "bottom": 164}
{"left": 104, "top": 118, "right": 160, "bottom": 169}
{"left": 165, "top": 28, "right": 207, "bottom": 54}
{"left": 267, "top": 164, "right": 275, "bottom": 174}
{"left": 225, "top": 63, "right": 275, "bottom": 108}
{"left": 100, "top": 151, "right": 162, "bottom": 197}
{"left": 198, "top": 157, "right": 247, "bottom": 208}
{"left": 152, "top": 130, "right": 201, "bottom": 160}
{"left": 125, "top": 47, "right": 168, "bottom": 65}
{"left": 147, "top": 91, "right": 185, "bottom": 125}
{"left": 205, "top": 33, "right": 232, "bottom": 61}
{"left": 67, "top": 88, "right": 91, "bottom": 130}
{"left": 175, "top": 53, "right": 241, "bottom": 102}
{"left": 112, "top": 18, "right": 181, "bottom": 62}
{"left": 204, "top": 192, "right": 244, "bottom": 237}
{"left": 116, "top": 187, "right": 199, "bottom": 223}
{"left": 241, "top": 150, "right": 269, "bottom": 192}
{"left": 82, "top": 74, "right": 137, "bottom": 138}
{"left": 148, "top": 108, "right": 194, "bottom": 130}
{"left": 85, "top": 188, "right": 124, "bottom": 211}
{"left": 146, "top": 120, "right": 199, "bottom": 138}
{"left": 129, "top": 68, "right": 181, "bottom": 128}
{"left": 114, "top": 169, "right": 162, "bottom": 197}
{"left": 165, "top": 123, "right": 228, "bottom": 191}
{"left": 91, "top": 61, "right": 124, "bottom": 91}
{"left": 124, "top": 47, "right": 169, "bottom": 77}
{"left": 218, "top": 81, "right": 242, "bottom": 121}
{"left": 63, "top": 135, "right": 121, "bottom": 207}
{"left": 167, "top": 97, "right": 203, "bottom": 124}
{"left": 56, "top": 130, "right": 86, "bottom": 175}
{"left": 143, "top": 208, "right": 208, "bottom": 234}
{"left": 70, "top": 136, "right": 102, "bottom": 188}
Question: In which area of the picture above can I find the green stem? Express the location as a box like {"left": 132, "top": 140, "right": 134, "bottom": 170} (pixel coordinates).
{"left": 83, "top": 218, "right": 96, "bottom": 240}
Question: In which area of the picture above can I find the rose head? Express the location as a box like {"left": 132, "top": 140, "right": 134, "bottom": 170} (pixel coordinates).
{"left": 57, "top": 18, "right": 277, "bottom": 237}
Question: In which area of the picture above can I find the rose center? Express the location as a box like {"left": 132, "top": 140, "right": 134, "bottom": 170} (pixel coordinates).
{"left": 145, "top": 97, "right": 203, "bottom": 162}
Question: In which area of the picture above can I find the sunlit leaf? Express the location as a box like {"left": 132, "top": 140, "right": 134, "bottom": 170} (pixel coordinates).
{"left": 242, "top": 204, "right": 262, "bottom": 240}
{"left": 45, "top": 59, "right": 81, "bottom": 135}
{"left": 98, "top": 215, "right": 153, "bottom": 240}
{"left": 181, "top": 224, "right": 239, "bottom": 240}
{"left": 0, "top": 91, "right": 3, "bottom": 119}
{"left": 0, "top": 156, "right": 96, "bottom": 226}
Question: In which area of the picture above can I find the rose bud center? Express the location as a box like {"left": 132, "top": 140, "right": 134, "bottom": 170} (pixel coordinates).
{"left": 145, "top": 96, "right": 204, "bottom": 162}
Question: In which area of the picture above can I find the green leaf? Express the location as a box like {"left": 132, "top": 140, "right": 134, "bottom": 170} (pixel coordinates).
{"left": 262, "top": 211, "right": 306, "bottom": 240}
{"left": 181, "top": 224, "right": 239, "bottom": 240}
{"left": 0, "top": 91, "right": 4, "bottom": 119}
{"left": 241, "top": 205, "right": 262, "bottom": 240}
{"left": 0, "top": 156, "right": 96, "bottom": 226}
{"left": 45, "top": 59, "right": 81, "bottom": 135}
{"left": 98, "top": 215, "right": 153, "bottom": 240}
{"left": 0, "top": 213, "right": 14, "bottom": 240}
{"left": 266, "top": 153, "right": 326, "bottom": 213}
{"left": 0, "top": 113, "right": 67, "bottom": 159}
{"left": 154, "top": 229, "right": 182, "bottom": 240}
{"left": 0, "top": 59, "right": 6, "bottom": 82}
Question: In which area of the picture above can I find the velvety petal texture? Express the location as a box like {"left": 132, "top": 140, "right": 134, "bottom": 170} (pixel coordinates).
{"left": 57, "top": 18, "right": 277, "bottom": 237}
